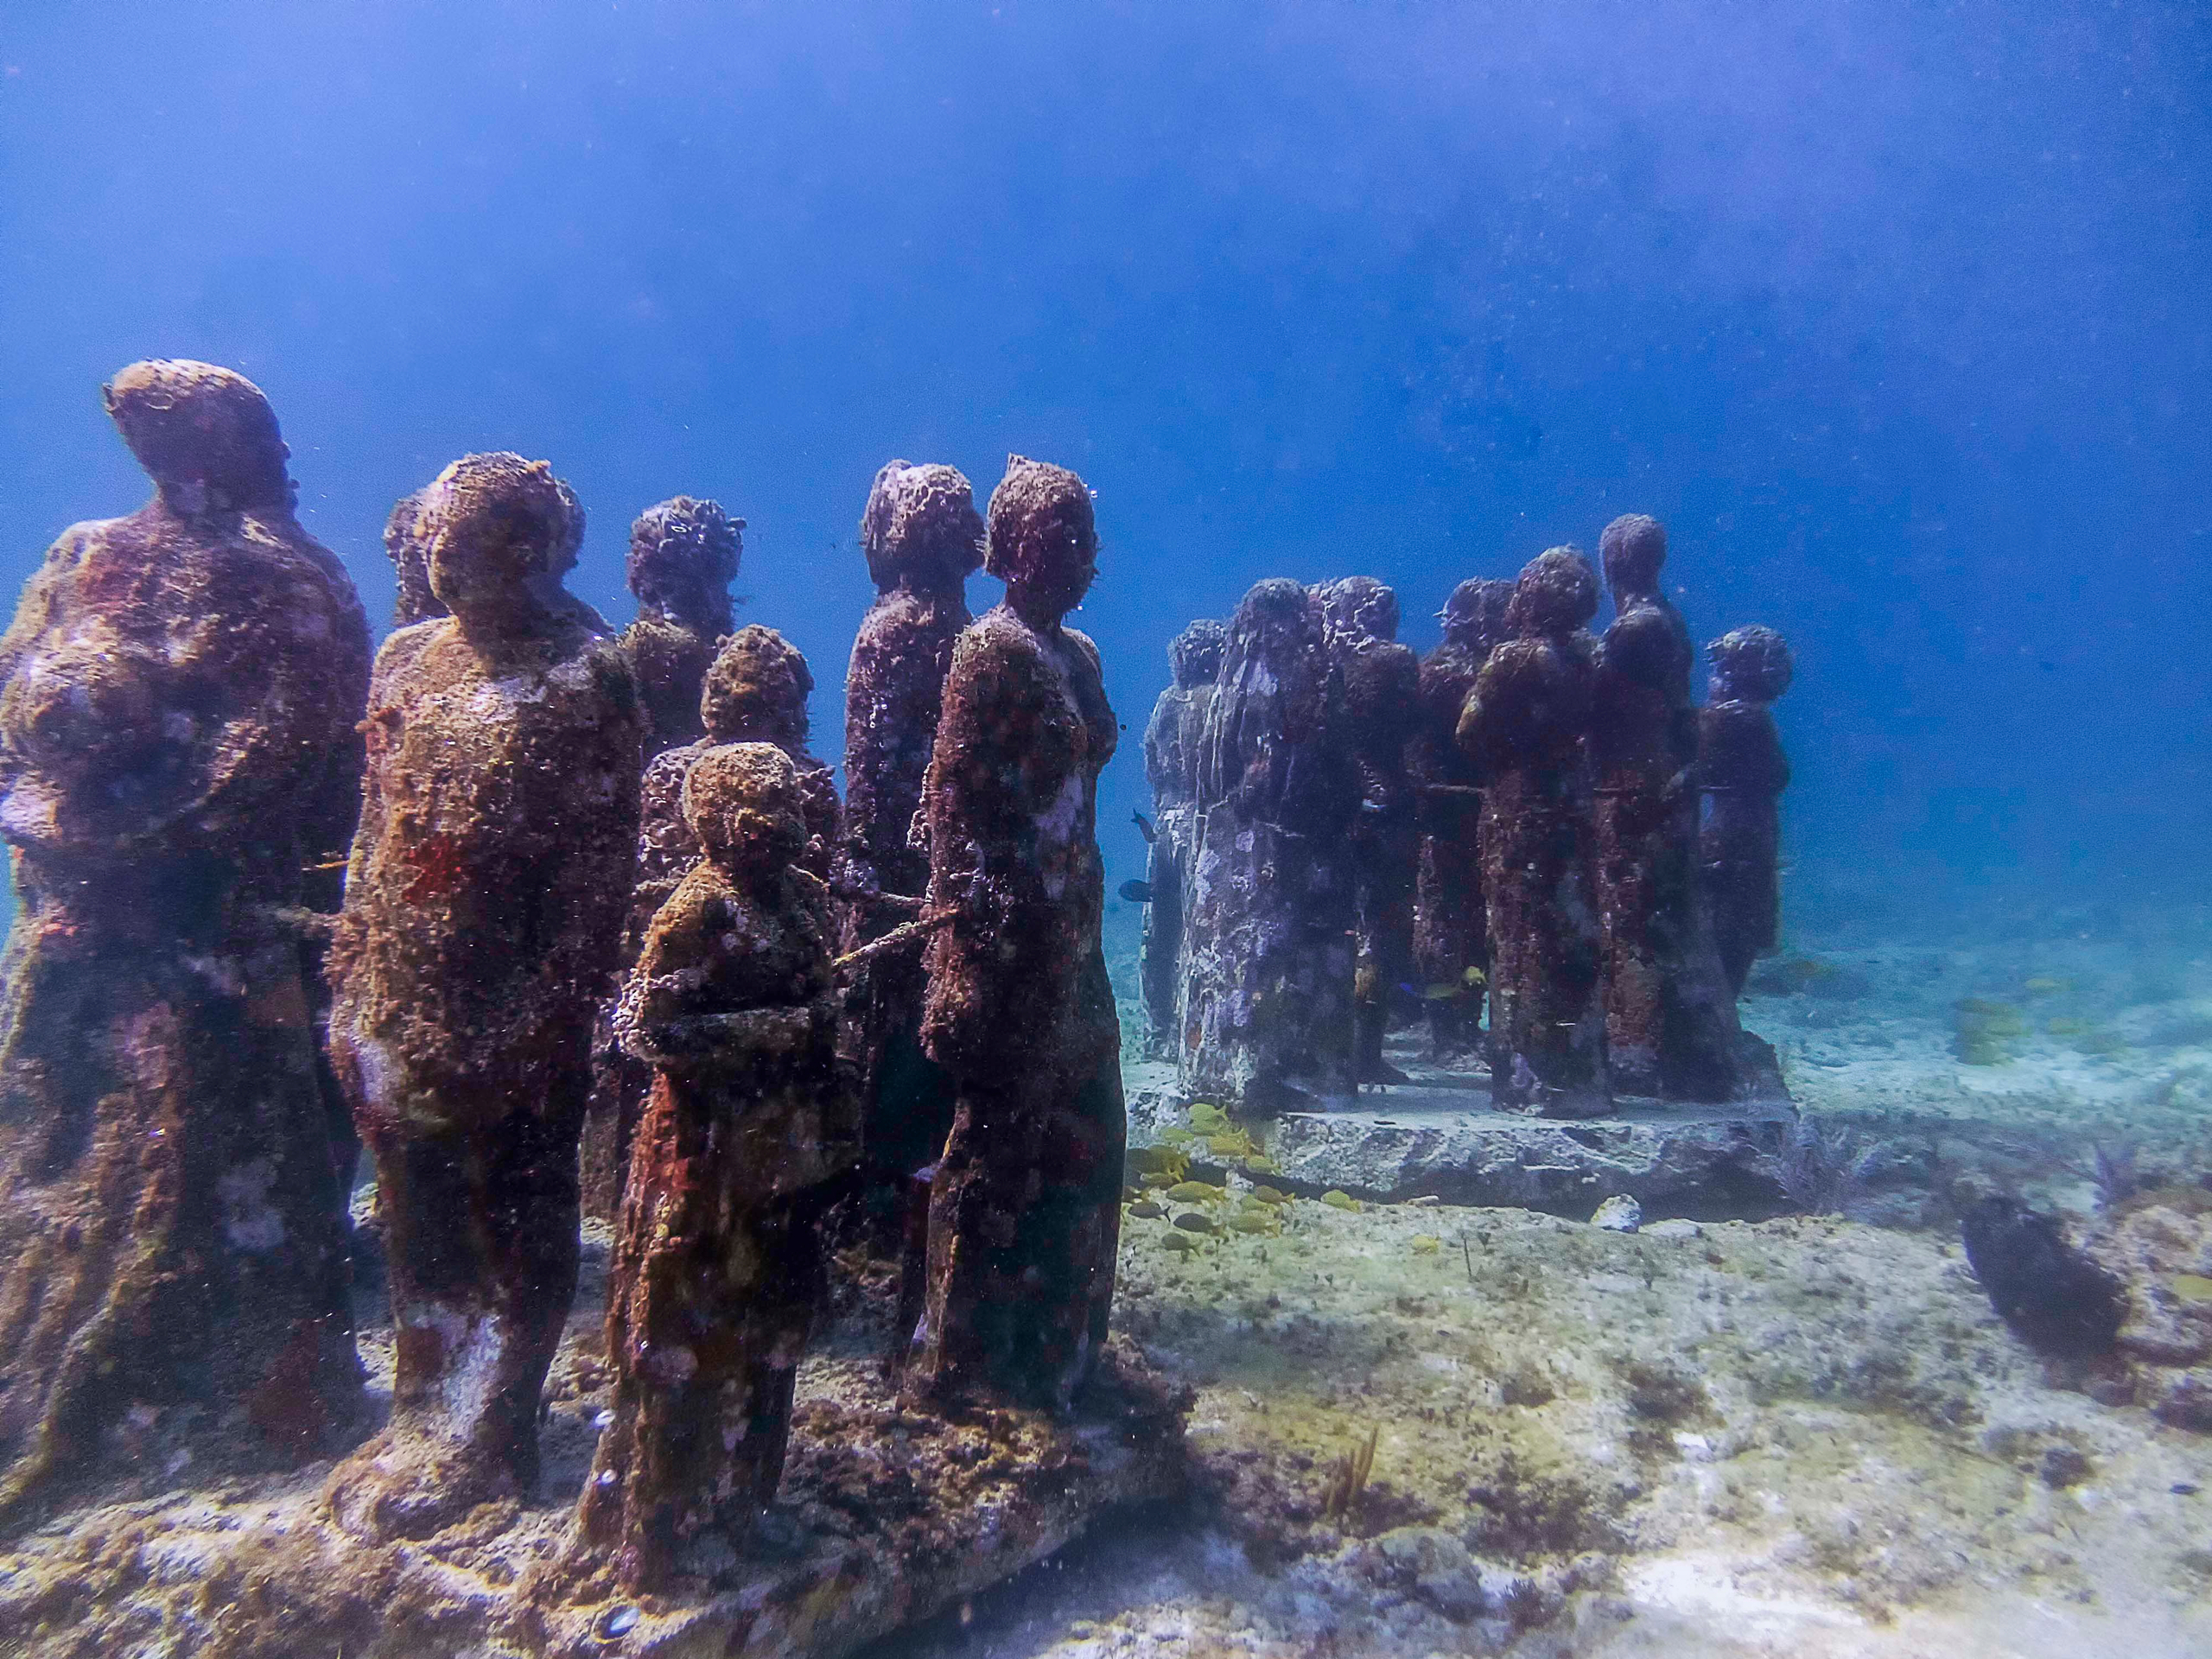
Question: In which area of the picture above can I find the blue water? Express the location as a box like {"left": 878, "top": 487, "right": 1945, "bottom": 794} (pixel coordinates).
{"left": 3, "top": 1, "right": 2207, "bottom": 938}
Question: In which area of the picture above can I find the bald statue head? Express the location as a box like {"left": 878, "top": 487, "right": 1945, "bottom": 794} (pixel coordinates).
{"left": 103, "top": 359, "right": 293, "bottom": 516}
{"left": 1505, "top": 548, "right": 1599, "bottom": 639}
{"left": 422, "top": 452, "right": 584, "bottom": 635}
{"left": 861, "top": 461, "right": 984, "bottom": 593}
{"left": 627, "top": 496, "right": 741, "bottom": 633}
{"left": 683, "top": 741, "right": 809, "bottom": 876}
{"left": 986, "top": 454, "right": 1097, "bottom": 620}
{"left": 701, "top": 624, "right": 813, "bottom": 748}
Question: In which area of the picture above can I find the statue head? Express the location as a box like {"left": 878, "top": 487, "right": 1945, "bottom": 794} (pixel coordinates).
{"left": 984, "top": 454, "right": 1096, "bottom": 619}
{"left": 627, "top": 496, "right": 741, "bottom": 633}
{"left": 1599, "top": 513, "right": 1668, "bottom": 595}
{"left": 700, "top": 624, "right": 812, "bottom": 747}
{"left": 682, "top": 741, "right": 808, "bottom": 875}
{"left": 421, "top": 452, "right": 583, "bottom": 632}
{"left": 383, "top": 486, "right": 447, "bottom": 627}
{"left": 102, "top": 359, "right": 293, "bottom": 515}
{"left": 1707, "top": 626, "right": 1794, "bottom": 703}
{"left": 1505, "top": 547, "right": 1599, "bottom": 639}
{"left": 1317, "top": 575, "right": 1400, "bottom": 647}
{"left": 1167, "top": 619, "right": 1228, "bottom": 689}
{"left": 860, "top": 461, "right": 984, "bottom": 592}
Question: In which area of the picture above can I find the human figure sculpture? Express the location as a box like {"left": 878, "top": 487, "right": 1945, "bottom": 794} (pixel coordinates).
{"left": 324, "top": 452, "right": 645, "bottom": 1540}
{"left": 572, "top": 743, "right": 854, "bottom": 1590}
{"left": 621, "top": 496, "right": 741, "bottom": 754}
{"left": 582, "top": 625, "right": 840, "bottom": 1219}
{"left": 1457, "top": 549, "right": 1609, "bottom": 1117}
{"left": 1138, "top": 619, "right": 1226, "bottom": 1059}
{"left": 903, "top": 455, "right": 1124, "bottom": 1409}
{"left": 836, "top": 461, "right": 982, "bottom": 1269}
{"left": 0, "top": 360, "right": 371, "bottom": 1518}
{"left": 383, "top": 486, "right": 447, "bottom": 629}
{"left": 1317, "top": 576, "right": 1421, "bottom": 1086}
{"left": 1181, "top": 579, "right": 1360, "bottom": 1109}
{"left": 1589, "top": 514, "right": 1745, "bottom": 1099}
{"left": 1412, "top": 576, "right": 1512, "bottom": 1061}
{"left": 1698, "top": 626, "right": 1794, "bottom": 999}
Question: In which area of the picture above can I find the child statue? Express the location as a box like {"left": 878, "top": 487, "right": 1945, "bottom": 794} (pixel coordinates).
{"left": 572, "top": 743, "right": 854, "bottom": 1590}
{"left": 621, "top": 495, "right": 742, "bottom": 754}
{"left": 325, "top": 452, "right": 645, "bottom": 1540}
{"left": 903, "top": 456, "right": 1124, "bottom": 1410}
{"left": 1698, "top": 626, "right": 1794, "bottom": 999}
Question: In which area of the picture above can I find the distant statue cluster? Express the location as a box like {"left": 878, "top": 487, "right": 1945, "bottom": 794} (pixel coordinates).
{"left": 1141, "top": 521, "right": 1793, "bottom": 1120}
{"left": 0, "top": 362, "right": 1122, "bottom": 1592}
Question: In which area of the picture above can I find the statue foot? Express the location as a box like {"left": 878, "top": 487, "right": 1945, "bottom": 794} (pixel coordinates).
{"left": 325, "top": 1428, "right": 526, "bottom": 1542}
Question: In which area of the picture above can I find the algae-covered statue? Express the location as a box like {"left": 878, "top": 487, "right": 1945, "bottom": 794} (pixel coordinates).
{"left": 1182, "top": 578, "right": 1359, "bottom": 1109}
{"left": 583, "top": 625, "right": 839, "bottom": 1218}
{"left": 573, "top": 744, "right": 854, "bottom": 1590}
{"left": 1458, "top": 548, "right": 1609, "bottom": 1117}
{"left": 1590, "top": 515, "right": 1743, "bottom": 1099}
{"left": 1698, "top": 625, "right": 1794, "bottom": 1000}
{"left": 324, "top": 452, "right": 645, "bottom": 1540}
{"left": 621, "top": 495, "right": 742, "bottom": 754}
{"left": 1317, "top": 576, "right": 1421, "bottom": 1086}
{"left": 382, "top": 486, "right": 446, "bottom": 629}
{"left": 1138, "top": 619, "right": 1226, "bottom": 1058}
{"left": 903, "top": 455, "right": 1124, "bottom": 1409}
{"left": 1412, "top": 577, "right": 1511, "bottom": 1062}
{"left": 837, "top": 461, "right": 982, "bottom": 1261}
{"left": 0, "top": 360, "right": 372, "bottom": 1519}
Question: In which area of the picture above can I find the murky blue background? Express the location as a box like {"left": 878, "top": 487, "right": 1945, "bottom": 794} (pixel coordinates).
{"left": 3, "top": 2, "right": 2206, "bottom": 938}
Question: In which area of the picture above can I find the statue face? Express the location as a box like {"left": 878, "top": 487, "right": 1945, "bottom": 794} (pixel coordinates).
{"left": 984, "top": 456, "right": 1096, "bottom": 617}
{"left": 685, "top": 743, "right": 808, "bottom": 872}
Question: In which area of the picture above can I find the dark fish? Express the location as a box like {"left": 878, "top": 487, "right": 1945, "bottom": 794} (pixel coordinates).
{"left": 1131, "top": 810, "right": 1156, "bottom": 844}
{"left": 1119, "top": 880, "right": 1154, "bottom": 905}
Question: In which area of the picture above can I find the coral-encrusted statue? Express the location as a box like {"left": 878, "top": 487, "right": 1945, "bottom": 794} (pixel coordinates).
{"left": 324, "top": 452, "right": 645, "bottom": 1540}
{"left": 574, "top": 743, "right": 854, "bottom": 1589}
{"left": 1138, "top": 619, "right": 1225, "bottom": 1058}
{"left": 903, "top": 455, "right": 1124, "bottom": 1408}
{"left": 0, "top": 360, "right": 371, "bottom": 1517}
{"left": 837, "top": 461, "right": 982, "bottom": 1255}
{"left": 582, "top": 625, "right": 840, "bottom": 1218}
{"left": 621, "top": 496, "right": 741, "bottom": 755}
{"left": 1412, "top": 577, "right": 1512, "bottom": 1061}
{"left": 1698, "top": 626, "right": 1794, "bottom": 1000}
{"left": 1457, "top": 549, "right": 1609, "bottom": 1117}
{"left": 382, "top": 486, "right": 446, "bottom": 629}
{"left": 1591, "top": 515, "right": 1743, "bottom": 1099}
{"left": 1317, "top": 576, "right": 1421, "bottom": 1086}
{"left": 1181, "top": 579, "right": 1359, "bottom": 1109}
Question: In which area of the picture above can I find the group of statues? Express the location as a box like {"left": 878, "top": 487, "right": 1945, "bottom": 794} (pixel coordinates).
{"left": 1141, "top": 518, "right": 1793, "bottom": 1120}
{"left": 0, "top": 361, "right": 1123, "bottom": 1594}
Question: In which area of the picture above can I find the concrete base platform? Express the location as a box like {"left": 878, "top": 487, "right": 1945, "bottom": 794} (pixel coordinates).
{"left": 1128, "top": 1034, "right": 1801, "bottom": 1221}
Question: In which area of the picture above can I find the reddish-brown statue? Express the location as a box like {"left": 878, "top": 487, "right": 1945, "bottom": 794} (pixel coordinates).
{"left": 1412, "top": 576, "right": 1512, "bottom": 1061}
{"left": 621, "top": 496, "right": 742, "bottom": 754}
{"left": 382, "top": 486, "right": 446, "bottom": 629}
{"left": 903, "top": 455, "right": 1123, "bottom": 1409}
{"left": 1138, "top": 619, "right": 1226, "bottom": 1058}
{"left": 1591, "top": 514, "right": 1743, "bottom": 1099}
{"left": 1457, "top": 549, "right": 1609, "bottom": 1117}
{"left": 582, "top": 625, "right": 839, "bottom": 1218}
{"left": 324, "top": 452, "right": 645, "bottom": 1540}
{"left": 836, "top": 461, "right": 982, "bottom": 1260}
{"left": 1699, "top": 626, "right": 1794, "bottom": 999}
{"left": 572, "top": 743, "right": 854, "bottom": 1589}
{"left": 0, "top": 361, "right": 371, "bottom": 1519}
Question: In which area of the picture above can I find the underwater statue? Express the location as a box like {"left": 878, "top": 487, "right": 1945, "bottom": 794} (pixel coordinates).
{"left": 836, "top": 461, "right": 982, "bottom": 1268}
{"left": 324, "top": 451, "right": 645, "bottom": 1540}
{"left": 582, "top": 625, "right": 840, "bottom": 1218}
{"left": 1590, "top": 514, "right": 1744, "bottom": 1099}
{"left": 0, "top": 360, "right": 372, "bottom": 1518}
{"left": 1138, "top": 619, "right": 1226, "bottom": 1059}
{"left": 1412, "top": 576, "right": 1513, "bottom": 1062}
{"left": 1182, "top": 578, "right": 1360, "bottom": 1109}
{"left": 573, "top": 743, "right": 854, "bottom": 1590}
{"left": 1697, "top": 625, "right": 1794, "bottom": 1000}
{"left": 902, "top": 455, "right": 1124, "bottom": 1408}
{"left": 621, "top": 495, "right": 742, "bottom": 754}
{"left": 382, "top": 486, "right": 447, "bottom": 629}
{"left": 1457, "top": 548, "right": 1610, "bottom": 1117}
{"left": 1317, "top": 576, "right": 1422, "bottom": 1086}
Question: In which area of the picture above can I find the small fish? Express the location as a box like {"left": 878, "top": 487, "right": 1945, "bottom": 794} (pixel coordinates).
{"left": 1158, "top": 1125, "right": 1197, "bottom": 1146}
{"left": 1230, "top": 1211, "right": 1281, "bottom": 1236}
{"left": 1119, "top": 880, "right": 1154, "bottom": 904}
{"left": 2022, "top": 976, "right": 2073, "bottom": 997}
{"left": 1126, "top": 1199, "right": 1166, "bottom": 1220}
{"left": 1421, "top": 982, "right": 1465, "bottom": 1001}
{"left": 1174, "top": 1211, "right": 1219, "bottom": 1236}
{"left": 1249, "top": 1185, "right": 1293, "bottom": 1205}
{"left": 1189, "top": 1103, "right": 1232, "bottom": 1135}
{"left": 1240, "top": 1153, "right": 1280, "bottom": 1173}
{"left": 1167, "top": 1180, "right": 1226, "bottom": 1205}
{"left": 1463, "top": 966, "right": 1486, "bottom": 987}
{"left": 1208, "top": 1132, "right": 1255, "bottom": 1157}
{"left": 1141, "top": 1171, "right": 1179, "bottom": 1189}
{"left": 1322, "top": 1190, "right": 1363, "bottom": 1213}
{"left": 1161, "top": 1232, "right": 1198, "bottom": 1254}
{"left": 1410, "top": 1235, "right": 1442, "bottom": 1255}
{"left": 1131, "top": 810, "right": 1156, "bottom": 845}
